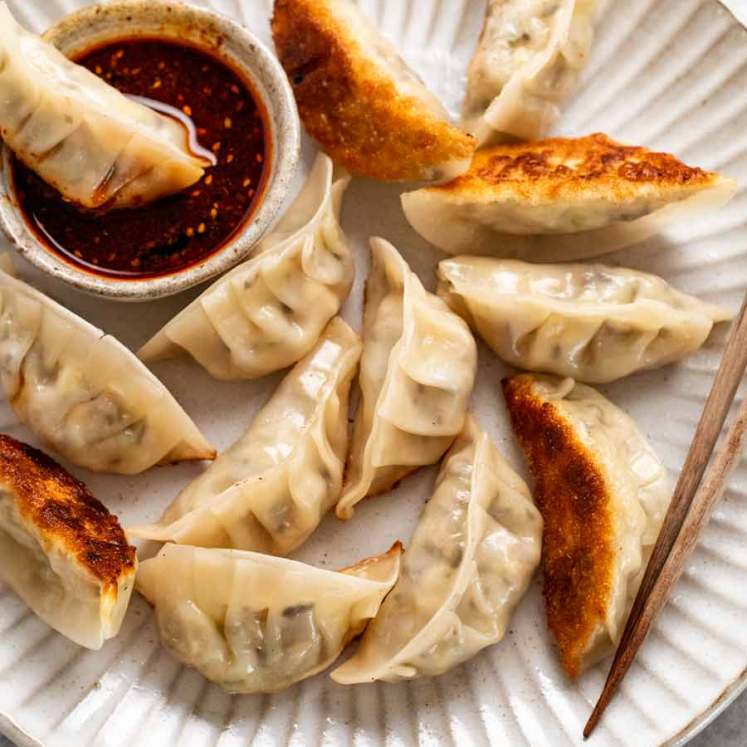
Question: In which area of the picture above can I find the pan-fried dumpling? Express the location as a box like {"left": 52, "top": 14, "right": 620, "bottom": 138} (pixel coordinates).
{"left": 0, "top": 260, "right": 214, "bottom": 474}
{"left": 271, "top": 0, "right": 475, "bottom": 182}
{"left": 337, "top": 239, "right": 477, "bottom": 519}
{"left": 332, "top": 418, "right": 541, "bottom": 683}
{"left": 136, "top": 542, "right": 401, "bottom": 693}
{"left": 462, "top": 0, "right": 596, "bottom": 144}
{"left": 0, "top": 3, "right": 207, "bottom": 209}
{"left": 131, "top": 318, "right": 360, "bottom": 554}
{"left": 0, "top": 434, "right": 136, "bottom": 649}
{"left": 138, "top": 154, "right": 354, "bottom": 380}
{"left": 502, "top": 374, "right": 671, "bottom": 677}
{"left": 402, "top": 134, "right": 737, "bottom": 260}
{"left": 438, "top": 257, "right": 732, "bottom": 384}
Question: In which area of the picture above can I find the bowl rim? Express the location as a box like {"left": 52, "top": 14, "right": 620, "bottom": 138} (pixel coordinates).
{"left": 0, "top": 0, "right": 300, "bottom": 301}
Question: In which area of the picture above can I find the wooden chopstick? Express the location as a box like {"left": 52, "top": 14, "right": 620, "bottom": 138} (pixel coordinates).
{"left": 584, "top": 291, "right": 747, "bottom": 738}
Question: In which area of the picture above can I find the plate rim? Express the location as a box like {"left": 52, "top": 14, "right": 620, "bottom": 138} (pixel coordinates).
{"left": 0, "top": 712, "right": 42, "bottom": 747}
{"left": 668, "top": 664, "right": 747, "bottom": 746}
{"left": 1, "top": 0, "right": 747, "bottom": 745}
{"left": 1, "top": 651, "right": 746, "bottom": 747}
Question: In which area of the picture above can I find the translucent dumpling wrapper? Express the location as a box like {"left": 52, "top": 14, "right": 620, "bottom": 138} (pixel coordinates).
{"left": 138, "top": 154, "right": 354, "bottom": 380}
{"left": 336, "top": 238, "right": 477, "bottom": 519}
{"left": 502, "top": 374, "right": 672, "bottom": 677}
{"left": 131, "top": 318, "right": 361, "bottom": 555}
{"left": 0, "top": 3, "right": 207, "bottom": 209}
{"left": 271, "top": 0, "right": 475, "bottom": 182}
{"left": 462, "top": 0, "right": 597, "bottom": 144}
{"left": 402, "top": 134, "right": 737, "bottom": 261}
{"left": 136, "top": 542, "right": 402, "bottom": 693}
{"left": 438, "top": 256, "right": 733, "bottom": 384}
{"left": 0, "top": 434, "right": 136, "bottom": 649}
{"left": 0, "top": 258, "right": 214, "bottom": 474}
{"left": 332, "top": 417, "right": 542, "bottom": 683}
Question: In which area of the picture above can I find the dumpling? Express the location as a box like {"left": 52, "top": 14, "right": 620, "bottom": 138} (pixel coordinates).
{"left": 0, "top": 3, "right": 206, "bottom": 209}
{"left": 502, "top": 374, "right": 671, "bottom": 677}
{"left": 462, "top": 0, "right": 596, "bottom": 144}
{"left": 332, "top": 417, "right": 541, "bottom": 683}
{"left": 337, "top": 239, "right": 477, "bottom": 519}
{"left": 0, "top": 434, "right": 136, "bottom": 649}
{"left": 271, "top": 0, "right": 475, "bottom": 182}
{"left": 138, "top": 154, "right": 353, "bottom": 380}
{"left": 0, "top": 259, "right": 214, "bottom": 473}
{"left": 131, "top": 318, "right": 360, "bottom": 554}
{"left": 402, "top": 134, "right": 737, "bottom": 260}
{"left": 438, "top": 256, "right": 732, "bottom": 384}
{"left": 136, "top": 542, "right": 401, "bottom": 693}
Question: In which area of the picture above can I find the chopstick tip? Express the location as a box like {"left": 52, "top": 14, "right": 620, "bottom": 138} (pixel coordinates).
{"left": 583, "top": 708, "right": 600, "bottom": 739}
{"left": 584, "top": 682, "right": 616, "bottom": 739}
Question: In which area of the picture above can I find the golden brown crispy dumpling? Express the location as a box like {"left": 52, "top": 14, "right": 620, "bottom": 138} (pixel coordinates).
{"left": 271, "top": 0, "right": 475, "bottom": 182}
{"left": 402, "top": 134, "right": 736, "bottom": 259}
{"left": 0, "top": 434, "right": 136, "bottom": 649}
{"left": 502, "top": 374, "right": 671, "bottom": 677}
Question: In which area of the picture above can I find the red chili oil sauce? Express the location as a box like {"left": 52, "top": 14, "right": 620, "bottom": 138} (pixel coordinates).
{"left": 11, "top": 38, "right": 269, "bottom": 278}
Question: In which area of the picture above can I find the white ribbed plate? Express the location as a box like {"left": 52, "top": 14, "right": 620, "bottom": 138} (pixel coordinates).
{"left": 1, "top": 1, "right": 746, "bottom": 745}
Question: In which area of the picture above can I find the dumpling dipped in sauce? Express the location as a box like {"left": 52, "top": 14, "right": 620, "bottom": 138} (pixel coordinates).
{"left": 5, "top": 6, "right": 271, "bottom": 281}
{"left": 0, "top": 2, "right": 208, "bottom": 210}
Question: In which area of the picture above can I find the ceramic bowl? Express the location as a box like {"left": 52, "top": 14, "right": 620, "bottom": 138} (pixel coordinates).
{"left": 0, "top": 0, "right": 300, "bottom": 301}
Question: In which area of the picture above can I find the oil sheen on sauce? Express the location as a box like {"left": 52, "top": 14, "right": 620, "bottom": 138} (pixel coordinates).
{"left": 11, "top": 38, "right": 269, "bottom": 278}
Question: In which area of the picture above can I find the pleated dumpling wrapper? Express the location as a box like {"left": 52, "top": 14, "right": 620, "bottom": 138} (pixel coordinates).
{"left": 462, "top": 0, "right": 597, "bottom": 144}
{"left": 138, "top": 154, "right": 354, "bottom": 380}
{"left": 332, "top": 418, "right": 542, "bottom": 683}
{"left": 0, "top": 434, "right": 136, "bottom": 649}
{"left": 402, "top": 134, "right": 737, "bottom": 260}
{"left": 136, "top": 542, "right": 402, "bottom": 693}
{"left": 336, "top": 239, "right": 477, "bottom": 519}
{"left": 271, "top": 0, "right": 475, "bottom": 182}
{"left": 131, "top": 318, "right": 361, "bottom": 555}
{"left": 0, "top": 3, "right": 206, "bottom": 209}
{"left": 0, "top": 259, "right": 214, "bottom": 474}
{"left": 502, "top": 374, "right": 672, "bottom": 677}
{"left": 438, "top": 257, "right": 733, "bottom": 384}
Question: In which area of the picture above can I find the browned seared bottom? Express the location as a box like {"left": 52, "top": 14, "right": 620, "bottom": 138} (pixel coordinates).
{"left": 271, "top": 0, "right": 474, "bottom": 181}
{"left": 502, "top": 375, "right": 613, "bottom": 678}
{"left": 0, "top": 434, "right": 135, "bottom": 590}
